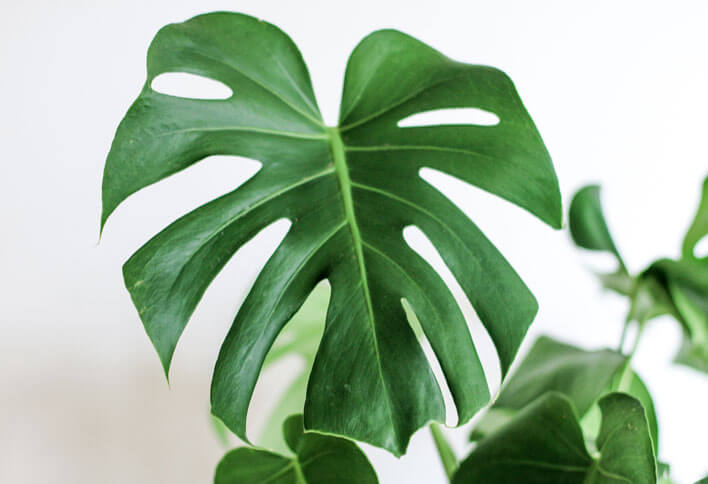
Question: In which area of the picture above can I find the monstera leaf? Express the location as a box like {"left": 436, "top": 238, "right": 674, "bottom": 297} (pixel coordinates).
{"left": 454, "top": 392, "right": 657, "bottom": 484}
{"left": 569, "top": 180, "right": 708, "bottom": 374}
{"left": 102, "top": 12, "right": 561, "bottom": 454}
{"left": 469, "top": 336, "right": 659, "bottom": 453}
{"left": 215, "top": 415, "right": 377, "bottom": 484}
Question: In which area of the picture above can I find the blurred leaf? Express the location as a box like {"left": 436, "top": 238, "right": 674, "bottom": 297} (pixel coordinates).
{"left": 471, "top": 336, "right": 659, "bottom": 454}
{"left": 101, "top": 11, "right": 562, "bottom": 455}
{"left": 211, "top": 414, "right": 233, "bottom": 448}
{"left": 645, "top": 258, "right": 708, "bottom": 373}
{"left": 682, "top": 176, "right": 708, "bottom": 260}
{"left": 454, "top": 392, "right": 657, "bottom": 484}
{"left": 215, "top": 415, "right": 377, "bottom": 484}
{"left": 492, "top": 336, "right": 626, "bottom": 416}
{"left": 470, "top": 336, "right": 625, "bottom": 442}
{"left": 569, "top": 185, "right": 627, "bottom": 275}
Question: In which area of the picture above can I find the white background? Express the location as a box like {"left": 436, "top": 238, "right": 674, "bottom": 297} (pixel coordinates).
{"left": 1, "top": 1, "right": 707, "bottom": 482}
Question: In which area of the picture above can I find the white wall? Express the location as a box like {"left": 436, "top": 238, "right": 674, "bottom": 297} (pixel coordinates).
{"left": 1, "top": 1, "right": 706, "bottom": 482}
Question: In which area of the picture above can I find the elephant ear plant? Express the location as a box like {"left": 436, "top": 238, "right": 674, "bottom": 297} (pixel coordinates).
{"left": 102, "top": 10, "right": 703, "bottom": 484}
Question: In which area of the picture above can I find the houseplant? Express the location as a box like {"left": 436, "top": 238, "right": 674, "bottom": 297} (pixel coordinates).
{"left": 102, "top": 11, "right": 707, "bottom": 482}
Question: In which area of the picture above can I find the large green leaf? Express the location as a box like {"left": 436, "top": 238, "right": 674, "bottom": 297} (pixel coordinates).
{"left": 102, "top": 12, "right": 561, "bottom": 454}
{"left": 568, "top": 185, "right": 632, "bottom": 295}
{"left": 454, "top": 392, "right": 657, "bottom": 484}
{"left": 214, "top": 415, "right": 377, "bottom": 484}
{"left": 469, "top": 336, "right": 659, "bottom": 454}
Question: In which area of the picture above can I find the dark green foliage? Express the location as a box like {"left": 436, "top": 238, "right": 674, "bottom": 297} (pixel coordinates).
{"left": 455, "top": 393, "right": 656, "bottom": 483}
{"left": 102, "top": 11, "right": 561, "bottom": 454}
{"left": 214, "top": 415, "right": 377, "bottom": 484}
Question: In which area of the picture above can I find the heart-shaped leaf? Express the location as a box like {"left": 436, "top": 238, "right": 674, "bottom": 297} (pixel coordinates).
{"left": 469, "top": 336, "right": 659, "bottom": 453}
{"left": 454, "top": 392, "right": 657, "bottom": 483}
{"left": 214, "top": 414, "right": 377, "bottom": 484}
{"left": 101, "top": 12, "right": 561, "bottom": 454}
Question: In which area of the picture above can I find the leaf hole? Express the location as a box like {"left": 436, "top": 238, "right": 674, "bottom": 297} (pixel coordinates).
{"left": 403, "top": 226, "right": 501, "bottom": 413}
{"left": 151, "top": 72, "right": 233, "bottom": 100}
{"left": 694, "top": 236, "right": 708, "bottom": 258}
{"left": 397, "top": 108, "right": 500, "bottom": 128}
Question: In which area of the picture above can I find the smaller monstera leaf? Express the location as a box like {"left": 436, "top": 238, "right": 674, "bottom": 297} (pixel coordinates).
{"left": 214, "top": 415, "right": 377, "bottom": 484}
{"left": 102, "top": 12, "right": 562, "bottom": 455}
{"left": 470, "top": 336, "right": 659, "bottom": 454}
{"left": 454, "top": 392, "right": 657, "bottom": 484}
{"left": 569, "top": 185, "right": 633, "bottom": 295}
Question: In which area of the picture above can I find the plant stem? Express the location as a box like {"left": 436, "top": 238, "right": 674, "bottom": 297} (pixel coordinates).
{"left": 617, "top": 320, "right": 630, "bottom": 353}
{"left": 430, "top": 423, "right": 457, "bottom": 482}
{"left": 615, "top": 316, "right": 646, "bottom": 393}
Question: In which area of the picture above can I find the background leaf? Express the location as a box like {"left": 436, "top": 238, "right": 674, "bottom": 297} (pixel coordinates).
{"left": 469, "top": 336, "right": 625, "bottom": 441}
{"left": 569, "top": 185, "right": 625, "bottom": 269}
{"left": 645, "top": 259, "right": 708, "bottom": 373}
{"left": 470, "top": 336, "right": 659, "bottom": 454}
{"left": 215, "top": 415, "right": 377, "bottom": 484}
{"left": 569, "top": 179, "right": 708, "bottom": 374}
{"left": 102, "top": 12, "right": 561, "bottom": 455}
{"left": 682, "top": 176, "right": 708, "bottom": 260}
{"left": 455, "top": 392, "right": 657, "bottom": 484}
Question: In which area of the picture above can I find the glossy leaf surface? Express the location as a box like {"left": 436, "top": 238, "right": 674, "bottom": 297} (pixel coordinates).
{"left": 455, "top": 392, "right": 657, "bottom": 484}
{"left": 214, "top": 415, "right": 377, "bottom": 484}
{"left": 102, "top": 12, "right": 561, "bottom": 454}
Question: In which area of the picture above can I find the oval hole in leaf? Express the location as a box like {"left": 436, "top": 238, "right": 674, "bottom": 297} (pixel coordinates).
{"left": 151, "top": 72, "right": 233, "bottom": 99}
{"left": 694, "top": 236, "right": 708, "bottom": 258}
{"left": 397, "top": 108, "right": 500, "bottom": 128}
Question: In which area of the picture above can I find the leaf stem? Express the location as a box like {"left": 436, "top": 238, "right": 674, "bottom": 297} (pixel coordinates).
{"left": 430, "top": 423, "right": 457, "bottom": 482}
{"left": 617, "top": 320, "right": 630, "bottom": 353}
{"left": 615, "top": 315, "right": 646, "bottom": 392}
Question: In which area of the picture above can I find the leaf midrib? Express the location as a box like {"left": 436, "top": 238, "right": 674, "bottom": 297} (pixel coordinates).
{"left": 327, "top": 126, "right": 396, "bottom": 436}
